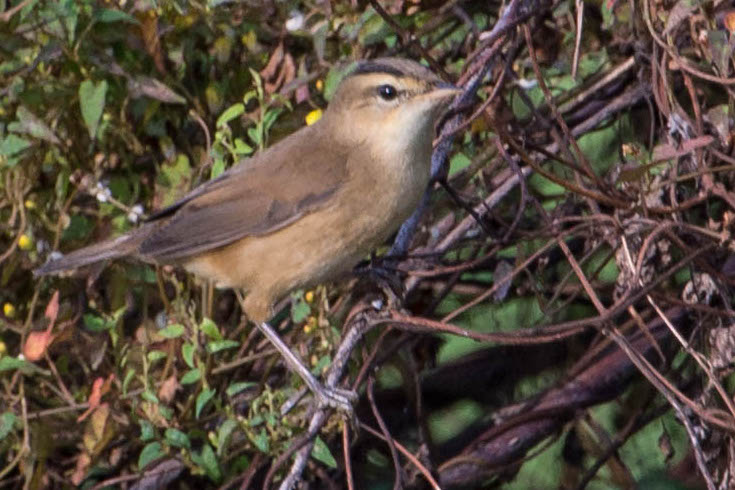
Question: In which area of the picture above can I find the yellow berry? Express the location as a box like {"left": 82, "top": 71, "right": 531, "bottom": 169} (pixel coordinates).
{"left": 304, "top": 291, "right": 314, "bottom": 303}
{"left": 18, "top": 234, "right": 32, "bottom": 251}
{"left": 305, "top": 109, "right": 322, "bottom": 126}
{"left": 315, "top": 79, "right": 324, "bottom": 92}
{"left": 3, "top": 303, "right": 16, "bottom": 318}
{"left": 0, "top": 340, "right": 6, "bottom": 356}
{"left": 303, "top": 315, "right": 317, "bottom": 334}
{"left": 24, "top": 199, "right": 36, "bottom": 210}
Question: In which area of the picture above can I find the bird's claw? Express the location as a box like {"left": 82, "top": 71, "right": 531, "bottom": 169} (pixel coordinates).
{"left": 314, "top": 385, "right": 358, "bottom": 413}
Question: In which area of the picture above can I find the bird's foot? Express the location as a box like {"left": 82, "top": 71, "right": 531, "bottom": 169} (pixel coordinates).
{"left": 313, "top": 384, "right": 358, "bottom": 413}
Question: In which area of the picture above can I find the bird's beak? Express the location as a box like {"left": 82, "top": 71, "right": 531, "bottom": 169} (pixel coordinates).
{"left": 425, "top": 82, "right": 462, "bottom": 100}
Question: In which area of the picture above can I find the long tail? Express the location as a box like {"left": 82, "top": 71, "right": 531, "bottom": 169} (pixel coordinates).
{"left": 34, "top": 229, "right": 147, "bottom": 276}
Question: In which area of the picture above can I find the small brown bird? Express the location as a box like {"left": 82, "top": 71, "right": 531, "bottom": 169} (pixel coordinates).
{"left": 35, "top": 58, "right": 459, "bottom": 410}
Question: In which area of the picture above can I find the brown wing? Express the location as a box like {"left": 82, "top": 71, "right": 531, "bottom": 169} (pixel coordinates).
{"left": 138, "top": 124, "right": 349, "bottom": 261}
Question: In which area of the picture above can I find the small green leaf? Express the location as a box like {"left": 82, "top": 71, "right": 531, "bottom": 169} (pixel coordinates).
{"left": 182, "top": 343, "right": 196, "bottom": 369}
{"left": 180, "top": 368, "right": 201, "bottom": 385}
{"left": 251, "top": 428, "right": 269, "bottom": 453}
{"left": 200, "top": 318, "right": 222, "bottom": 341}
{"left": 233, "top": 138, "right": 253, "bottom": 155}
{"left": 216, "top": 103, "right": 244, "bottom": 127}
{"left": 216, "top": 419, "right": 238, "bottom": 456}
{"left": 311, "top": 436, "right": 337, "bottom": 468}
{"left": 159, "top": 405, "right": 173, "bottom": 420}
{"left": 62, "top": 215, "right": 93, "bottom": 242}
{"left": 123, "top": 368, "right": 135, "bottom": 394}
{"left": 323, "top": 62, "right": 356, "bottom": 101}
{"left": 247, "top": 126, "right": 261, "bottom": 147}
{"left": 290, "top": 293, "right": 310, "bottom": 323}
{"left": 0, "top": 356, "right": 35, "bottom": 373}
{"left": 142, "top": 390, "right": 159, "bottom": 404}
{"left": 79, "top": 79, "right": 108, "bottom": 140}
{"left": 82, "top": 314, "right": 106, "bottom": 333}
{"left": 139, "top": 420, "right": 155, "bottom": 442}
{"left": 358, "top": 9, "right": 390, "bottom": 46}
{"left": 159, "top": 323, "right": 185, "bottom": 339}
{"left": 0, "top": 134, "right": 31, "bottom": 158}
{"left": 191, "top": 443, "right": 221, "bottom": 482}
{"left": 0, "top": 412, "right": 17, "bottom": 440}
{"left": 94, "top": 8, "right": 139, "bottom": 24}
{"left": 196, "top": 388, "right": 215, "bottom": 419}
{"left": 449, "top": 152, "right": 472, "bottom": 176}
{"left": 210, "top": 158, "right": 225, "bottom": 179}
{"left": 138, "top": 441, "right": 165, "bottom": 470}
{"left": 147, "top": 350, "right": 167, "bottom": 363}
{"left": 206, "top": 340, "right": 240, "bottom": 353}
{"left": 226, "top": 381, "right": 256, "bottom": 397}
{"left": 165, "top": 428, "right": 191, "bottom": 448}
{"left": 262, "top": 107, "right": 283, "bottom": 132}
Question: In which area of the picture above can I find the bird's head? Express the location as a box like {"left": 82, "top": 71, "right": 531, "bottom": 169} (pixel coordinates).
{"left": 323, "top": 58, "right": 460, "bottom": 148}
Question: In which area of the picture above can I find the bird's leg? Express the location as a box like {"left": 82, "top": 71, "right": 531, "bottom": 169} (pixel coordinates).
{"left": 253, "top": 320, "right": 357, "bottom": 413}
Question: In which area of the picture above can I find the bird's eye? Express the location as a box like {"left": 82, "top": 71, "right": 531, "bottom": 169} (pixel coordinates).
{"left": 377, "top": 84, "right": 398, "bottom": 101}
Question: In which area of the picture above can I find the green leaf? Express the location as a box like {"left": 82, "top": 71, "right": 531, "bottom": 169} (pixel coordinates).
{"left": 226, "top": 381, "right": 256, "bottom": 397}
{"left": 196, "top": 388, "right": 215, "bottom": 419}
{"left": 94, "top": 8, "right": 139, "bottom": 24}
{"left": 206, "top": 340, "right": 240, "bottom": 354}
{"left": 290, "top": 292, "right": 310, "bottom": 323}
{"left": 138, "top": 441, "right": 165, "bottom": 470}
{"left": 0, "top": 134, "right": 31, "bottom": 158}
{"left": 142, "top": 390, "right": 159, "bottom": 404}
{"left": 139, "top": 420, "right": 155, "bottom": 441}
{"left": 164, "top": 428, "right": 191, "bottom": 448}
{"left": 311, "top": 436, "right": 337, "bottom": 468}
{"left": 0, "top": 412, "right": 17, "bottom": 440}
{"left": 233, "top": 138, "right": 253, "bottom": 155}
{"left": 147, "top": 350, "right": 167, "bottom": 363}
{"left": 262, "top": 108, "right": 283, "bottom": 132}
{"left": 449, "top": 152, "right": 472, "bottom": 176}
{"left": 159, "top": 323, "right": 185, "bottom": 339}
{"left": 210, "top": 158, "right": 226, "bottom": 179}
{"left": 180, "top": 368, "right": 201, "bottom": 385}
{"left": 191, "top": 443, "right": 221, "bottom": 482}
{"left": 216, "top": 103, "right": 244, "bottom": 127}
{"left": 182, "top": 343, "right": 196, "bottom": 369}
{"left": 216, "top": 419, "right": 238, "bottom": 456}
{"left": 61, "top": 214, "right": 92, "bottom": 242}
{"left": 79, "top": 79, "right": 108, "bottom": 140}
{"left": 123, "top": 368, "right": 136, "bottom": 394}
{"left": 251, "top": 428, "right": 269, "bottom": 453}
{"left": 200, "top": 318, "right": 222, "bottom": 341}
{"left": 323, "top": 62, "right": 356, "bottom": 101}
{"left": 0, "top": 356, "right": 35, "bottom": 373}
{"left": 247, "top": 126, "right": 261, "bottom": 147}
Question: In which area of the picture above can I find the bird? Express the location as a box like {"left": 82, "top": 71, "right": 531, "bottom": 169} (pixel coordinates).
{"left": 35, "top": 57, "right": 460, "bottom": 411}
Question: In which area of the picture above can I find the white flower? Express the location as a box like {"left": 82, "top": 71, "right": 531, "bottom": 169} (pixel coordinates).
{"left": 94, "top": 182, "right": 111, "bottom": 203}
{"left": 285, "top": 11, "right": 304, "bottom": 32}
{"left": 127, "top": 204, "right": 144, "bottom": 223}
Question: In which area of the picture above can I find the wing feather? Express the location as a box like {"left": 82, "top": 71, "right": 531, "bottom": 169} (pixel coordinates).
{"left": 138, "top": 124, "right": 348, "bottom": 261}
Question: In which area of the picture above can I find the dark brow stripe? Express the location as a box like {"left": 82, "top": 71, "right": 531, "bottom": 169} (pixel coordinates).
{"left": 350, "top": 62, "right": 406, "bottom": 79}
